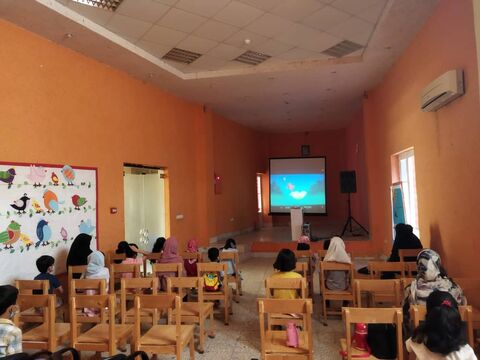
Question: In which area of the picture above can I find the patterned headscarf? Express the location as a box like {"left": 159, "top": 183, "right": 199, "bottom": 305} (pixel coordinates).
{"left": 406, "top": 249, "right": 466, "bottom": 306}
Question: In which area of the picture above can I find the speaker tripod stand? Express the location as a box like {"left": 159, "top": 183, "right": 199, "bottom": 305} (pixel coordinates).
{"left": 341, "top": 192, "right": 369, "bottom": 237}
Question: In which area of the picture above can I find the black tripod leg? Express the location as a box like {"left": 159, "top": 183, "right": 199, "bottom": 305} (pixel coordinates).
{"left": 341, "top": 217, "right": 351, "bottom": 237}
{"left": 350, "top": 216, "right": 369, "bottom": 235}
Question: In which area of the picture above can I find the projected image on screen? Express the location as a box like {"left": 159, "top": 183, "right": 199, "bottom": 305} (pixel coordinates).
{"left": 270, "top": 157, "right": 326, "bottom": 214}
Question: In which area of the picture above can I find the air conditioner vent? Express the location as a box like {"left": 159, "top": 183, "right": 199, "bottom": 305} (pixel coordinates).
{"left": 234, "top": 50, "right": 271, "bottom": 65}
{"left": 321, "top": 40, "right": 363, "bottom": 58}
{"left": 71, "top": 0, "right": 124, "bottom": 12}
{"left": 162, "top": 48, "right": 202, "bottom": 64}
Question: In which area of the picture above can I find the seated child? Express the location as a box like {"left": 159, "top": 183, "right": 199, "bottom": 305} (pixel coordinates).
{"left": 221, "top": 238, "right": 238, "bottom": 276}
{"left": 406, "top": 291, "right": 477, "bottom": 359}
{"left": 121, "top": 245, "right": 143, "bottom": 278}
{"left": 0, "top": 285, "right": 22, "bottom": 357}
{"left": 34, "top": 255, "right": 63, "bottom": 306}
{"left": 269, "top": 249, "right": 302, "bottom": 299}
{"left": 323, "top": 236, "right": 351, "bottom": 291}
{"left": 83, "top": 251, "right": 109, "bottom": 317}
{"left": 184, "top": 239, "right": 199, "bottom": 277}
{"left": 203, "top": 247, "right": 224, "bottom": 292}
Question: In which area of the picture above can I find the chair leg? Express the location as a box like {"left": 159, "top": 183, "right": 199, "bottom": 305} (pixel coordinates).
{"left": 199, "top": 318, "right": 205, "bottom": 354}
{"left": 238, "top": 278, "right": 243, "bottom": 296}
{"left": 322, "top": 297, "right": 328, "bottom": 325}
{"left": 189, "top": 336, "right": 195, "bottom": 360}
{"left": 208, "top": 310, "right": 216, "bottom": 338}
{"left": 224, "top": 296, "right": 229, "bottom": 325}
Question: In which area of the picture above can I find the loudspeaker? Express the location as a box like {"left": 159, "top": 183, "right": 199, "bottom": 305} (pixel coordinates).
{"left": 340, "top": 171, "right": 357, "bottom": 193}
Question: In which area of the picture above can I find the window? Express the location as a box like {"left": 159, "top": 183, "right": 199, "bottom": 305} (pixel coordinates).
{"left": 396, "top": 149, "right": 419, "bottom": 236}
{"left": 256, "top": 174, "right": 262, "bottom": 213}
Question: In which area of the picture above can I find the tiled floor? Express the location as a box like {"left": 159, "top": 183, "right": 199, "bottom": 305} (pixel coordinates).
{"left": 167, "top": 256, "right": 344, "bottom": 359}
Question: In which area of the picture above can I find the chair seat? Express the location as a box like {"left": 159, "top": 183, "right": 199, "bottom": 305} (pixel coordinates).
{"left": 23, "top": 323, "right": 70, "bottom": 342}
{"left": 140, "top": 325, "right": 195, "bottom": 346}
{"left": 173, "top": 302, "right": 213, "bottom": 317}
{"left": 264, "top": 330, "right": 310, "bottom": 355}
{"left": 340, "top": 338, "right": 378, "bottom": 359}
{"left": 125, "top": 308, "right": 155, "bottom": 317}
{"left": 77, "top": 324, "right": 132, "bottom": 344}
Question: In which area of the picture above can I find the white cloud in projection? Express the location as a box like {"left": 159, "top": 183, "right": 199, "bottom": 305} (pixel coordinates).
{"left": 290, "top": 191, "right": 307, "bottom": 200}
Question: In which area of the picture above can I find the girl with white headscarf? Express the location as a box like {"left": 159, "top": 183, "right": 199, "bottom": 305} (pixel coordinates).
{"left": 83, "top": 251, "right": 109, "bottom": 316}
{"left": 324, "top": 236, "right": 351, "bottom": 291}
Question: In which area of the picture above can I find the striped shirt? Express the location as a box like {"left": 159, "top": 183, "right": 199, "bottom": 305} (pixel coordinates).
{"left": 0, "top": 318, "right": 22, "bottom": 357}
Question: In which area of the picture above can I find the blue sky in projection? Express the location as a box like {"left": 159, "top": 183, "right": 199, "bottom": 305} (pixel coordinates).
{"left": 270, "top": 174, "right": 326, "bottom": 207}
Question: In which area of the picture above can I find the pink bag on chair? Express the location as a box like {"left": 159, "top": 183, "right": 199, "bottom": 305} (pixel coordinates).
{"left": 286, "top": 321, "right": 299, "bottom": 348}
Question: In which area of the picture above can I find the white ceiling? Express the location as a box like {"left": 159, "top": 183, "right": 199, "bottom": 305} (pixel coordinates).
{"left": 0, "top": 0, "right": 439, "bottom": 132}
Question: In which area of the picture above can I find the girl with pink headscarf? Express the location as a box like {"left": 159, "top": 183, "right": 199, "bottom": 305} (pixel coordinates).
{"left": 184, "top": 239, "right": 199, "bottom": 277}
{"left": 158, "top": 237, "right": 184, "bottom": 290}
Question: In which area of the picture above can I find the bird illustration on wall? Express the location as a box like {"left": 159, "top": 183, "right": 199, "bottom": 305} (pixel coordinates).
{"left": 20, "top": 233, "right": 33, "bottom": 250}
{"left": 26, "top": 165, "right": 47, "bottom": 187}
{"left": 0, "top": 221, "right": 21, "bottom": 249}
{"left": 31, "top": 199, "right": 43, "bottom": 214}
{"left": 0, "top": 168, "right": 16, "bottom": 189}
{"left": 71, "top": 195, "right": 87, "bottom": 210}
{"left": 43, "top": 190, "right": 60, "bottom": 213}
{"left": 60, "top": 227, "right": 68, "bottom": 242}
{"left": 10, "top": 193, "right": 30, "bottom": 214}
{"left": 79, "top": 219, "right": 95, "bottom": 235}
{"left": 35, "top": 219, "right": 51, "bottom": 247}
{"left": 61, "top": 165, "right": 75, "bottom": 186}
{"left": 51, "top": 172, "right": 59, "bottom": 186}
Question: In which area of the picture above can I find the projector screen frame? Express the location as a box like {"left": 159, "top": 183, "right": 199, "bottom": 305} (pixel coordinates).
{"left": 268, "top": 156, "right": 328, "bottom": 216}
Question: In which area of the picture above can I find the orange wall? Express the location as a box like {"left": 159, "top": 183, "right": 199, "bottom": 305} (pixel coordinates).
{"left": 361, "top": 0, "right": 480, "bottom": 273}
{"left": 261, "top": 130, "right": 348, "bottom": 229}
{"left": 0, "top": 19, "right": 261, "bottom": 251}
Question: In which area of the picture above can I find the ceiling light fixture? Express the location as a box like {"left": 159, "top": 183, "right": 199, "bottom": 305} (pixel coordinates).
{"left": 65, "top": 33, "right": 73, "bottom": 39}
{"left": 71, "top": 0, "right": 124, "bottom": 12}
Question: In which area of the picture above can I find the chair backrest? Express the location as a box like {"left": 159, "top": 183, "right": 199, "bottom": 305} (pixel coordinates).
{"left": 294, "top": 262, "right": 308, "bottom": 277}
{"left": 258, "top": 299, "right": 313, "bottom": 357}
{"left": 294, "top": 250, "right": 311, "bottom": 259}
{"left": 71, "top": 279, "right": 107, "bottom": 295}
{"left": 400, "top": 277, "right": 414, "bottom": 290}
{"left": 316, "top": 250, "right": 328, "bottom": 260}
{"left": 409, "top": 305, "right": 474, "bottom": 347}
{"left": 265, "top": 277, "right": 307, "bottom": 299}
{"left": 109, "top": 263, "right": 141, "bottom": 293}
{"left": 182, "top": 252, "right": 201, "bottom": 262}
{"left": 219, "top": 251, "right": 239, "bottom": 274}
{"left": 133, "top": 295, "right": 181, "bottom": 347}
{"left": 68, "top": 265, "right": 87, "bottom": 297}
{"left": 167, "top": 277, "right": 204, "bottom": 304}
{"left": 403, "top": 262, "right": 417, "bottom": 277}
{"left": 368, "top": 261, "right": 406, "bottom": 279}
{"left": 354, "top": 279, "right": 401, "bottom": 307}
{"left": 120, "top": 278, "right": 158, "bottom": 324}
{"left": 197, "top": 262, "right": 227, "bottom": 274}
{"left": 342, "top": 307, "right": 403, "bottom": 360}
{"left": 319, "top": 261, "right": 355, "bottom": 291}
{"left": 106, "top": 251, "right": 127, "bottom": 265}
{"left": 151, "top": 263, "right": 183, "bottom": 276}
{"left": 15, "top": 280, "right": 49, "bottom": 295}
{"left": 398, "top": 249, "right": 421, "bottom": 262}
{"left": 15, "top": 294, "right": 55, "bottom": 334}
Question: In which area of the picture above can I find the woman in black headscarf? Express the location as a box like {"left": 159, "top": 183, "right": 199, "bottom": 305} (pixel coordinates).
{"left": 388, "top": 223, "right": 423, "bottom": 262}
{"left": 66, "top": 233, "right": 93, "bottom": 278}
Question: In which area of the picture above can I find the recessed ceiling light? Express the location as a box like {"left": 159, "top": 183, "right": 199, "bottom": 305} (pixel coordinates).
{"left": 72, "top": 0, "right": 124, "bottom": 11}
{"left": 244, "top": 38, "right": 251, "bottom": 45}
{"left": 65, "top": 33, "right": 73, "bottom": 39}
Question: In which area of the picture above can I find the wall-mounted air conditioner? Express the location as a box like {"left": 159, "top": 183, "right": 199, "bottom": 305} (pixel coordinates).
{"left": 420, "top": 69, "right": 464, "bottom": 112}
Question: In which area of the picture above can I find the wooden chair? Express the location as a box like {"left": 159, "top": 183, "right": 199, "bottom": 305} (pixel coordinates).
{"left": 452, "top": 277, "right": 480, "bottom": 330}
{"left": 409, "top": 304, "right": 474, "bottom": 347}
{"left": 197, "top": 262, "right": 232, "bottom": 325}
{"left": 219, "top": 251, "right": 243, "bottom": 302}
{"left": 15, "top": 294, "right": 70, "bottom": 352}
{"left": 295, "top": 262, "right": 309, "bottom": 278}
{"left": 133, "top": 295, "right": 195, "bottom": 360}
{"left": 403, "top": 262, "right": 417, "bottom": 277}
{"left": 265, "top": 277, "right": 307, "bottom": 328}
{"left": 67, "top": 265, "right": 87, "bottom": 299}
{"left": 70, "top": 279, "right": 108, "bottom": 323}
{"left": 109, "top": 263, "right": 141, "bottom": 295}
{"left": 319, "top": 261, "right": 355, "bottom": 323}
{"left": 70, "top": 294, "right": 132, "bottom": 356}
{"left": 167, "top": 277, "right": 215, "bottom": 354}
{"left": 120, "top": 277, "right": 158, "bottom": 325}
{"left": 316, "top": 250, "right": 327, "bottom": 260}
{"left": 258, "top": 298, "right": 313, "bottom": 360}
{"left": 400, "top": 277, "right": 414, "bottom": 290}
{"left": 143, "top": 253, "right": 163, "bottom": 276}
{"left": 182, "top": 252, "right": 201, "bottom": 262}
{"left": 295, "top": 251, "right": 314, "bottom": 297}
{"left": 368, "top": 261, "right": 406, "bottom": 279}
{"left": 15, "top": 280, "right": 49, "bottom": 323}
{"left": 354, "top": 279, "right": 402, "bottom": 307}
{"left": 151, "top": 263, "right": 183, "bottom": 291}
{"left": 340, "top": 307, "right": 403, "bottom": 360}
{"left": 398, "top": 249, "right": 421, "bottom": 262}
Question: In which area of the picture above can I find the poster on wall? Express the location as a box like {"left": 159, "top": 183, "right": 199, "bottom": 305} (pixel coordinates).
{"left": 391, "top": 182, "right": 406, "bottom": 234}
{"left": 0, "top": 161, "right": 97, "bottom": 284}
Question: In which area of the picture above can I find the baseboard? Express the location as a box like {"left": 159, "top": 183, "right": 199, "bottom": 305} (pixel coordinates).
{"left": 209, "top": 226, "right": 255, "bottom": 244}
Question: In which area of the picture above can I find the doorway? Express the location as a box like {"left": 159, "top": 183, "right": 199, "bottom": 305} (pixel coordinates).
{"left": 123, "top": 164, "right": 169, "bottom": 253}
